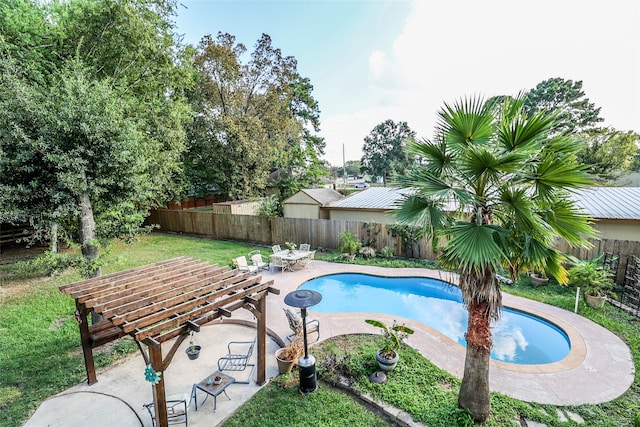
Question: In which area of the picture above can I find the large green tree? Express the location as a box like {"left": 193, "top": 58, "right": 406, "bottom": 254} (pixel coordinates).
{"left": 0, "top": 0, "right": 190, "bottom": 274}
{"left": 396, "top": 96, "right": 594, "bottom": 422}
{"left": 577, "top": 128, "right": 640, "bottom": 180}
{"left": 524, "top": 77, "right": 603, "bottom": 135}
{"left": 184, "top": 32, "right": 325, "bottom": 200}
{"left": 361, "top": 119, "right": 415, "bottom": 186}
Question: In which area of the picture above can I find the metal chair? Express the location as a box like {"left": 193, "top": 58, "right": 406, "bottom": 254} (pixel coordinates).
{"left": 143, "top": 396, "right": 188, "bottom": 426}
{"left": 249, "top": 252, "right": 270, "bottom": 270}
{"left": 217, "top": 337, "right": 256, "bottom": 384}
{"left": 299, "top": 243, "right": 311, "bottom": 252}
{"left": 233, "top": 256, "right": 258, "bottom": 275}
{"left": 271, "top": 244, "right": 282, "bottom": 253}
{"left": 283, "top": 307, "right": 320, "bottom": 343}
{"left": 301, "top": 250, "right": 316, "bottom": 269}
{"left": 270, "top": 256, "right": 290, "bottom": 274}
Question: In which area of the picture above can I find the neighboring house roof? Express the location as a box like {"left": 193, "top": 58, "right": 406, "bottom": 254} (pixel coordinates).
{"left": 325, "top": 186, "right": 640, "bottom": 221}
{"left": 570, "top": 187, "right": 640, "bottom": 220}
{"left": 283, "top": 188, "right": 344, "bottom": 206}
{"left": 330, "top": 187, "right": 413, "bottom": 210}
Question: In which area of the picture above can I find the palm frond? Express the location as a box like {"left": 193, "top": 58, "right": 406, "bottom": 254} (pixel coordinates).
{"left": 535, "top": 156, "right": 594, "bottom": 197}
{"left": 439, "top": 222, "right": 506, "bottom": 273}
{"left": 541, "top": 198, "right": 596, "bottom": 246}
{"left": 436, "top": 97, "right": 494, "bottom": 150}
{"left": 393, "top": 194, "right": 451, "bottom": 236}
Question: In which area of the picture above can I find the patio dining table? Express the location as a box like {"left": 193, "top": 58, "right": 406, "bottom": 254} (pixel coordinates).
{"left": 271, "top": 250, "right": 311, "bottom": 269}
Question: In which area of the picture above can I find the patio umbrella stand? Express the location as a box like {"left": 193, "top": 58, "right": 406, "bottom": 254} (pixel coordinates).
{"left": 284, "top": 289, "right": 322, "bottom": 394}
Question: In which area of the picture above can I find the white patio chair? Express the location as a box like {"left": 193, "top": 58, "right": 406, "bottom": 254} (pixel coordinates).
{"left": 271, "top": 244, "right": 282, "bottom": 254}
{"left": 301, "top": 250, "right": 316, "bottom": 269}
{"left": 270, "top": 255, "right": 290, "bottom": 274}
{"left": 250, "top": 253, "right": 269, "bottom": 270}
{"left": 299, "top": 243, "right": 310, "bottom": 252}
{"left": 234, "top": 256, "right": 258, "bottom": 275}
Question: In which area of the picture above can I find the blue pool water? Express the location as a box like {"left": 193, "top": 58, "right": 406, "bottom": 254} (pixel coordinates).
{"left": 299, "top": 273, "right": 571, "bottom": 365}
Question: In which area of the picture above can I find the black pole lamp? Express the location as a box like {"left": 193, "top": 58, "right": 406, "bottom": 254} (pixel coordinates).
{"left": 284, "top": 289, "right": 322, "bottom": 394}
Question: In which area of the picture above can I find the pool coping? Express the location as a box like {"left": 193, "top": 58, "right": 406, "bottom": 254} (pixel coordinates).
{"left": 267, "top": 261, "right": 635, "bottom": 405}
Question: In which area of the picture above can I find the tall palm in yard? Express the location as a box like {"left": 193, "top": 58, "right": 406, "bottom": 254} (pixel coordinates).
{"left": 395, "top": 96, "right": 595, "bottom": 423}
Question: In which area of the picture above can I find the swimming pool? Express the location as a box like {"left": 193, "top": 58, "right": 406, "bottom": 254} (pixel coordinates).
{"left": 299, "top": 273, "right": 571, "bottom": 365}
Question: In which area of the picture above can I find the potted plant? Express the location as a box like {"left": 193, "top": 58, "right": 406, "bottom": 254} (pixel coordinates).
{"left": 365, "top": 319, "right": 414, "bottom": 371}
{"left": 285, "top": 241, "right": 297, "bottom": 254}
{"left": 529, "top": 270, "right": 549, "bottom": 286}
{"left": 566, "top": 254, "right": 616, "bottom": 309}
{"left": 185, "top": 332, "right": 201, "bottom": 360}
{"left": 274, "top": 333, "right": 303, "bottom": 374}
{"left": 338, "top": 232, "right": 362, "bottom": 261}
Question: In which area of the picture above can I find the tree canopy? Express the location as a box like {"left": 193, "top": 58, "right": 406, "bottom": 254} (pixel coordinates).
{"left": 360, "top": 119, "right": 416, "bottom": 186}
{"left": 523, "top": 77, "right": 603, "bottom": 135}
{"left": 183, "top": 32, "right": 326, "bottom": 201}
{"left": 0, "top": 0, "right": 190, "bottom": 272}
{"left": 576, "top": 128, "right": 640, "bottom": 180}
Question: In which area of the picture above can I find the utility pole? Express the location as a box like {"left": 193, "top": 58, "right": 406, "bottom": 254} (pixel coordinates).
{"left": 343, "top": 143, "right": 347, "bottom": 187}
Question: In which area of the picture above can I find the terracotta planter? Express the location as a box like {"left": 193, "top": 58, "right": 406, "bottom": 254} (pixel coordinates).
{"left": 275, "top": 348, "right": 296, "bottom": 374}
{"left": 375, "top": 349, "right": 399, "bottom": 371}
{"left": 585, "top": 293, "right": 606, "bottom": 309}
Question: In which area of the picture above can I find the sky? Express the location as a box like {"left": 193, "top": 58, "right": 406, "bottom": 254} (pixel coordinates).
{"left": 174, "top": 0, "right": 640, "bottom": 166}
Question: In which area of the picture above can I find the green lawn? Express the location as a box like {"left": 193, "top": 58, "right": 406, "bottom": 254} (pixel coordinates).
{"left": 0, "top": 233, "right": 638, "bottom": 426}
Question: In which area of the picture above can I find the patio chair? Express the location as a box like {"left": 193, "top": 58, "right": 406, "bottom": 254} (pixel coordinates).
{"left": 284, "top": 307, "right": 320, "bottom": 343}
{"left": 299, "top": 243, "right": 310, "bottom": 252}
{"left": 143, "top": 395, "right": 189, "bottom": 426}
{"left": 249, "top": 252, "right": 270, "bottom": 270}
{"left": 271, "top": 244, "right": 282, "bottom": 254}
{"left": 233, "top": 256, "right": 258, "bottom": 275}
{"left": 301, "top": 250, "right": 316, "bottom": 269}
{"left": 270, "top": 255, "right": 290, "bottom": 274}
{"left": 217, "top": 337, "right": 256, "bottom": 384}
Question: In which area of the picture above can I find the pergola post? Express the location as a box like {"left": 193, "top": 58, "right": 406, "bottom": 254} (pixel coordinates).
{"left": 256, "top": 295, "right": 267, "bottom": 385}
{"left": 149, "top": 343, "right": 169, "bottom": 427}
{"left": 75, "top": 301, "right": 97, "bottom": 385}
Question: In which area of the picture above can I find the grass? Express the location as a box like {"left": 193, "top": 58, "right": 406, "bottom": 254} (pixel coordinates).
{"left": 0, "top": 233, "right": 639, "bottom": 426}
{"left": 0, "top": 233, "right": 264, "bottom": 427}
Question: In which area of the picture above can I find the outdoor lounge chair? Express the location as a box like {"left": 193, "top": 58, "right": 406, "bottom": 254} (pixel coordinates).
{"left": 249, "top": 252, "right": 270, "bottom": 270}
{"left": 284, "top": 307, "right": 320, "bottom": 343}
{"left": 143, "top": 396, "right": 189, "bottom": 426}
{"left": 217, "top": 337, "right": 256, "bottom": 384}
{"left": 233, "top": 256, "right": 258, "bottom": 275}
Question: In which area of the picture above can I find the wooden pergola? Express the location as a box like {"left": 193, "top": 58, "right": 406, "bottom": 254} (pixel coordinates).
{"left": 59, "top": 256, "right": 278, "bottom": 427}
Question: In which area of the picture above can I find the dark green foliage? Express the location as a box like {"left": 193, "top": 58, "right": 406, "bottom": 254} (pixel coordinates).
{"left": 524, "top": 77, "right": 603, "bottom": 135}
{"left": 361, "top": 119, "right": 416, "bottom": 186}
{"left": 184, "top": 33, "right": 325, "bottom": 201}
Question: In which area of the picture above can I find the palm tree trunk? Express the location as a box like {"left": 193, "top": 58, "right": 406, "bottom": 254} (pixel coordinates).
{"left": 458, "top": 299, "right": 492, "bottom": 423}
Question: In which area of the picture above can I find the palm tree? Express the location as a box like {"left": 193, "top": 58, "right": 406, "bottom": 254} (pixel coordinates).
{"left": 395, "top": 96, "right": 595, "bottom": 423}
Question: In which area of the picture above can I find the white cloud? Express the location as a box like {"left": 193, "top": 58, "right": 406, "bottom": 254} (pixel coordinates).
{"left": 320, "top": 0, "right": 639, "bottom": 166}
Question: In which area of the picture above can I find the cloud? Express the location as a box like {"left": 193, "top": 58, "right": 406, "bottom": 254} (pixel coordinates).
{"left": 320, "top": 0, "right": 639, "bottom": 166}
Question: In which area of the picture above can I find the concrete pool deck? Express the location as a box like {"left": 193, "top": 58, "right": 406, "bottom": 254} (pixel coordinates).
{"left": 24, "top": 260, "right": 635, "bottom": 426}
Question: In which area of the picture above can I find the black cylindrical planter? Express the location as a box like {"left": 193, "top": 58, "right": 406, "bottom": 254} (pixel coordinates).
{"left": 298, "top": 355, "right": 317, "bottom": 394}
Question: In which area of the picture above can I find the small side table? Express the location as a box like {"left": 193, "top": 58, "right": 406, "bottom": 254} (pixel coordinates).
{"left": 191, "top": 371, "right": 235, "bottom": 412}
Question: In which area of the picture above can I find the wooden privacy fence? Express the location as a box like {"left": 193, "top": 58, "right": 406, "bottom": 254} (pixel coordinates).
{"left": 146, "top": 209, "right": 640, "bottom": 284}
{"left": 145, "top": 210, "right": 439, "bottom": 260}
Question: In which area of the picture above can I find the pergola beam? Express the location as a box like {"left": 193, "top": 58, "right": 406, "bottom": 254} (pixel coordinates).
{"left": 60, "top": 257, "right": 277, "bottom": 427}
